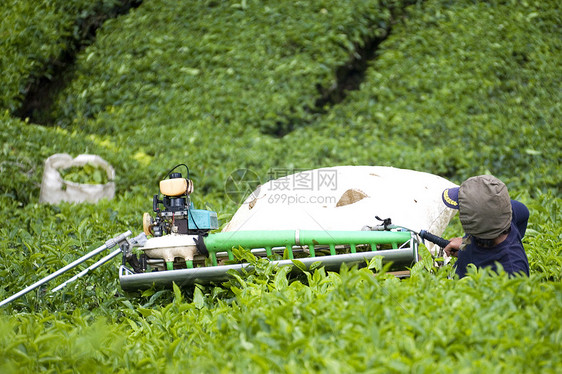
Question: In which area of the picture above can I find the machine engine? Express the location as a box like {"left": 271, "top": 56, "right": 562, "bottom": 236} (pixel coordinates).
{"left": 144, "top": 164, "right": 218, "bottom": 237}
{"left": 126, "top": 164, "right": 218, "bottom": 272}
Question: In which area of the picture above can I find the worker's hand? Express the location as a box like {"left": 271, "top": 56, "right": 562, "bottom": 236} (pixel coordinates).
{"left": 444, "top": 237, "right": 462, "bottom": 257}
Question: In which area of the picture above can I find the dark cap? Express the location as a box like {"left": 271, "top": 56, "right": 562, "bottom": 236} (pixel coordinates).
{"left": 442, "top": 175, "right": 512, "bottom": 239}
{"left": 442, "top": 186, "right": 460, "bottom": 209}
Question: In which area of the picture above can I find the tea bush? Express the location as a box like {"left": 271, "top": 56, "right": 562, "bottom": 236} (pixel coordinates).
{"left": 1, "top": 0, "right": 76, "bottom": 112}
{"left": 1, "top": 265, "right": 561, "bottom": 372}
{"left": 0, "top": 0, "right": 138, "bottom": 113}
{"left": 50, "top": 0, "right": 409, "bottom": 135}
{"left": 281, "top": 0, "right": 561, "bottom": 192}
{"left": 0, "top": 0, "right": 560, "bottom": 372}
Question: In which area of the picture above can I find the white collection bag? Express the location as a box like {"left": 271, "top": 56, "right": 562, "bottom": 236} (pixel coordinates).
{"left": 223, "top": 166, "right": 458, "bottom": 254}
{"left": 39, "top": 153, "right": 115, "bottom": 204}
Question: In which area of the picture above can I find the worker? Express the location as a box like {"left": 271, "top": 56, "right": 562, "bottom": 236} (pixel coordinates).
{"left": 441, "top": 175, "right": 529, "bottom": 278}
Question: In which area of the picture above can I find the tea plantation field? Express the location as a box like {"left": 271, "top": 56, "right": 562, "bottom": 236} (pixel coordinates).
{"left": 1, "top": 0, "right": 561, "bottom": 372}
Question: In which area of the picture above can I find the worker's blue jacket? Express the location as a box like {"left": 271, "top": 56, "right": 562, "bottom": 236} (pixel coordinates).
{"left": 455, "top": 200, "right": 529, "bottom": 278}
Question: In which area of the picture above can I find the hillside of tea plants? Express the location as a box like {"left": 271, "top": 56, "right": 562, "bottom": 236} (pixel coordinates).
{"left": 1, "top": 0, "right": 560, "bottom": 372}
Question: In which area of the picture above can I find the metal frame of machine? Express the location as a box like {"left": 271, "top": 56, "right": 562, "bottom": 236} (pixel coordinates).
{"left": 119, "top": 229, "right": 419, "bottom": 290}
{"left": 117, "top": 165, "right": 422, "bottom": 290}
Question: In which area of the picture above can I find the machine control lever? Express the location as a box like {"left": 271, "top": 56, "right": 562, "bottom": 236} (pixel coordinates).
{"left": 418, "top": 230, "right": 450, "bottom": 249}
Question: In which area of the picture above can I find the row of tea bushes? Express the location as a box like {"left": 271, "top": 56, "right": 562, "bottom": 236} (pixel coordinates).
{"left": 1, "top": 0, "right": 139, "bottom": 113}
{"left": 280, "top": 0, "right": 561, "bottom": 193}
{"left": 50, "top": 0, "right": 409, "bottom": 136}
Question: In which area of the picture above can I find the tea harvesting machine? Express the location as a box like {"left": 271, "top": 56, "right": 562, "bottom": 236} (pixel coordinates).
{"left": 0, "top": 165, "right": 451, "bottom": 306}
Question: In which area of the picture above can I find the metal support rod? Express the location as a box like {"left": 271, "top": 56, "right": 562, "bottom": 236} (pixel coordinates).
{"left": 0, "top": 231, "right": 131, "bottom": 308}
{"left": 50, "top": 247, "right": 122, "bottom": 293}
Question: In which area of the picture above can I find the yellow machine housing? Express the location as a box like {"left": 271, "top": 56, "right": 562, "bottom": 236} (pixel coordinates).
{"left": 160, "top": 178, "right": 190, "bottom": 197}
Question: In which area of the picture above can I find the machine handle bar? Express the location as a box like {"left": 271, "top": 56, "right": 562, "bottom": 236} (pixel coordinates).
{"left": 366, "top": 224, "right": 450, "bottom": 248}
{"left": 0, "top": 231, "right": 131, "bottom": 308}
{"left": 418, "top": 230, "right": 451, "bottom": 249}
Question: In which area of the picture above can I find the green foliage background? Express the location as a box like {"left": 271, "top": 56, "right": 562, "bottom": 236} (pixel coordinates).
{"left": 0, "top": 0, "right": 560, "bottom": 372}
